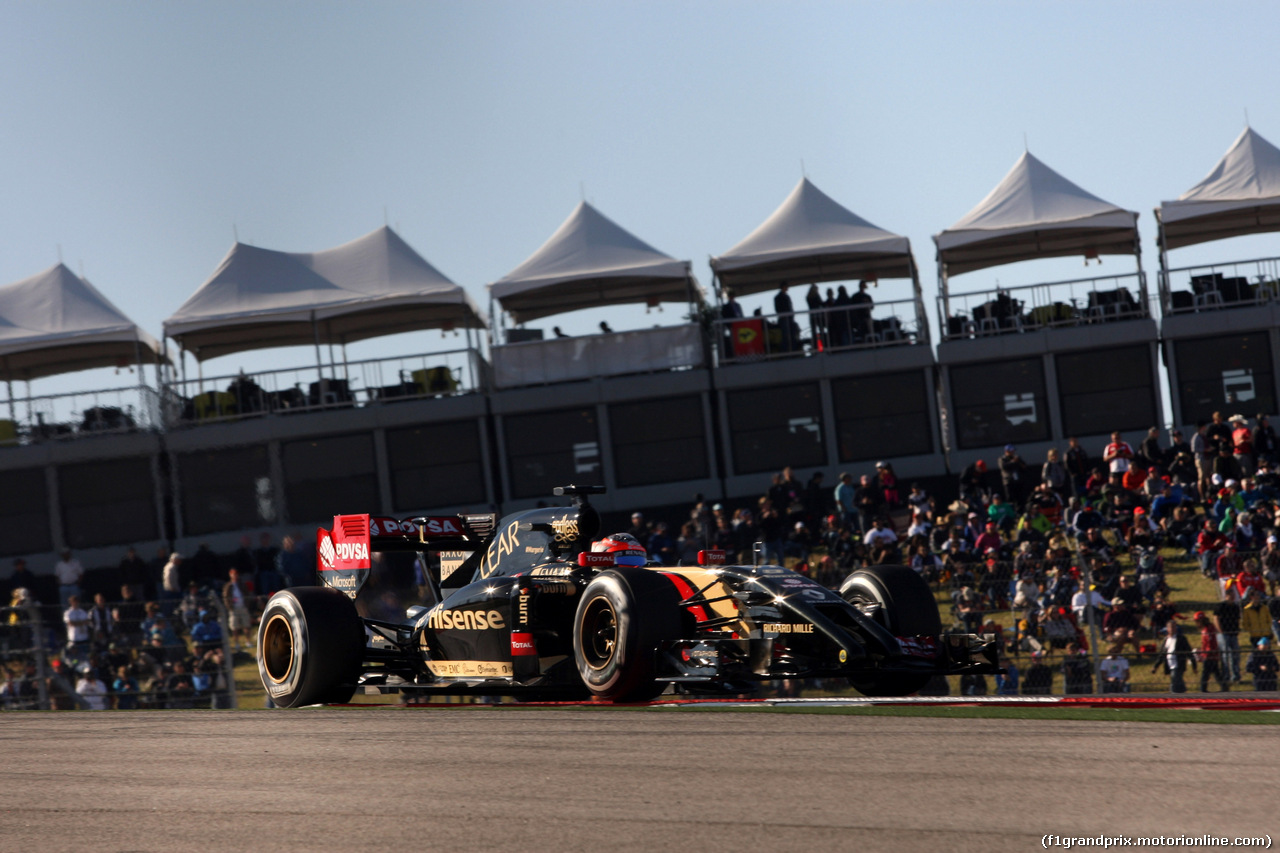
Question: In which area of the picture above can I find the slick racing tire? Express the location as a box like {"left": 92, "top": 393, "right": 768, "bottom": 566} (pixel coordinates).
{"left": 840, "top": 565, "right": 941, "bottom": 697}
{"left": 573, "top": 568, "right": 684, "bottom": 702}
{"left": 258, "top": 587, "right": 365, "bottom": 708}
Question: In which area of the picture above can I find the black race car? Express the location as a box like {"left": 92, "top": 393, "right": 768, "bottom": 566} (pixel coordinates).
{"left": 258, "top": 486, "right": 998, "bottom": 706}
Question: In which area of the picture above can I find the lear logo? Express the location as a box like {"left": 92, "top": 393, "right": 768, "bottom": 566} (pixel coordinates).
{"left": 479, "top": 520, "right": 522, "bottom": 578}
{"left": 333, "top": 541, "right": 369, "bottom": 561}
{"left": 427, "top": 608, "right": 507, "bottom": 631}
{"left": 318, "top": 534, "right": 336, "bottom": 568}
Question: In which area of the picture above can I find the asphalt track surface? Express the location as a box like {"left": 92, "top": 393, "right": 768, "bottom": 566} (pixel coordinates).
{"left": 3, "top": 707, "right": 1277, "bottom": 853}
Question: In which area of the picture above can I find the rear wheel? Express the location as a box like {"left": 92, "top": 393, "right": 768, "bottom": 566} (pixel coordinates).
{"left": 572, "top": 569, "right": 684, "bottom": 702}
{"left": 840, "top": 565, "right": 941, "bottom": 697}
{"left": 258, "top": 587, "right": 366, "bottom": 707}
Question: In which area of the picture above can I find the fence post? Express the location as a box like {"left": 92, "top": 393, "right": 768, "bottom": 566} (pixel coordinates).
{"left": 26, "top": 603, "right": 50, "bottom": 711}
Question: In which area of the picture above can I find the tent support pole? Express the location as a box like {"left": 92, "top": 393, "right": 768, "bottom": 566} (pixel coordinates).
{"left": 4, "top": 356, "right": 14, "bottom": 426}
{"left": 311, "top": 312, "right": 325, "bottom": 399}
{"left": 134, "top": 338, "right": 146, "bottom": 424}
{"left": 937, "top": 257, "right": 951, "bottom": 341}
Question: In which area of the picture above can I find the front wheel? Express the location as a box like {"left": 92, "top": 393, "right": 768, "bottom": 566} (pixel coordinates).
{"left": 572, "top": 569, "right": 684, "bottom": 702}
{"left": 258, "top": 587, "right": 366, "bottom": 708}
{"left": 840, "top": 565, "right": 941, "bottom": 697}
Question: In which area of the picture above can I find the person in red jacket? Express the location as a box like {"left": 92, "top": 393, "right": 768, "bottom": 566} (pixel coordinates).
{"left": 1196, "top": 518, "right": 1226, "bottom": 579}
{"left": 1103, "top": 431, "right": 1134, "bottom": 476}
{"left": 1195, "top": 611, "right": 1229, "bottom": 692}
{"left": 1236, "top": 558, "right": 1267, "bottom": 599}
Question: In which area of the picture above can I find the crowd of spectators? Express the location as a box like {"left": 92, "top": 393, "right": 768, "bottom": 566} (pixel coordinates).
{"left": 0, "top": 533, "right": 318, "bottom": 710}
{"left": 622, "top": 412, "right": 1280, "bottom": 695}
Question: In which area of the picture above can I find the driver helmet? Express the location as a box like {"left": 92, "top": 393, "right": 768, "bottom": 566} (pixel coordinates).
{"left": 592, "top": 533, "right": 647, "bottom": 567}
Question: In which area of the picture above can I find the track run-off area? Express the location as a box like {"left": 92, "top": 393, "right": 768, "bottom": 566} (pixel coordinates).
{"left": 3, "top": 697, "right": 1278, "bottom": 853}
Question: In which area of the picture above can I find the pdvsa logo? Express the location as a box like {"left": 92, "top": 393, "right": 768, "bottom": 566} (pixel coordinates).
{"left": 333, "top": 541, "right": 369, "bottom": 561}
{"left": 318, "top": 534, "right": 336, "bottom": 568}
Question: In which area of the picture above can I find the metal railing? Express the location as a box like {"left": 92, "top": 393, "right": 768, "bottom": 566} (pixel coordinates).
{"left": 938, "top": 271, "right": 1150, "bottom": 342}
{"left": 491, "top": 324, "right": 704, "bottom": 387}
{"left": 0, "top": 383, "right": 162, "bottom": 447}
{"left": 1160, "top": 254, "right": 1280, "bottom": 315}
{"left": 165, "top": 345, "right": 487, "bottom": 427}
{"left": 713, "top": 296, "right": 924, "bottom": 364}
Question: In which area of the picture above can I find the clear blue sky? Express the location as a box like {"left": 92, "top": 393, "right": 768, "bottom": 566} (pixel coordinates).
{"left": 2, "top": 0, "right": 1277, "bottom": 393}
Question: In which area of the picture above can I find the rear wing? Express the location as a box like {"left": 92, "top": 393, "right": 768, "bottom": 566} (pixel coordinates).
{"left": 316, "top": 512, "right": 497, "bottom": 599}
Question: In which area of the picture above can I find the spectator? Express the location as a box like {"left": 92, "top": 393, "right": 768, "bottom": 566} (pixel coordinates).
{"left": 112, "top": 664, "right": 141, "bottom": 710}
{"left": 87, "top": 592, "right": 114, "bottom": 652}
{"left": 161, "top": 552, "right": 184, "bottom": 607}
{"left": 774, "top": 283, "right": 796, "bottom": 353}
{"left": 164, "top": 660, "right": 197, "bottom": 709}
{"left": 987, "top": 494, "right": 1016, "bottom": 534}
{"left": 1103, "top": 597, "right": 1141, "bottom": 655}
{"left": 222, "top": 567, "right": 254, "bottom": 651}
{"left": 1103, "top": 431, "right": 1134, "bottom": 479}
{"left": 63, "top": 594, "right": 91, "bottom": 658}
{"left": 995, "top": 656, "right": 1019, "bottom": 695}
{"left": 833, "top": 472, "right": 857, "bottom": 528}
{"left": 1246, "top": 637, "right": 1278, "bottom": 691}
{"left": 1022, "top": 650, "right": 1054, "bottom": 695}
{"left": 1195, "top": 519, "right": 1226, "bottom": 579}
{"left": 756, "top": 499, "right": 784, "bottom": 565}
{"left": 875, "top": 462, "right": 900, "bottom": 508}
{"left": 190, "top": 609, "right": 223, "bottom": 656}
{"left": 6, "top": 558, "right": 36, "bottom": 600}
{"left": 1064, "top": 436, "right": 1090, "bottom": 495}
{"left": 188, "top": 543, "right": 221, "bottom": 586}
{"left": 849, "top": 280, "right": 874, "bottom": 342}
{"left": 863, "top": 518, "right": 898, "bottom": 564}
{"left": 278, "top": 536, "right": 313, "bottom": 587}
{"left": 998, "top": 445, "right": 1030, "bottom": 507}
{"left": 647, "top": 521, "right": 676, "bottom": 566}
{"left": 958, "top": 458, "right": 989, "bottom": 507}
{"left": 1061, "top": 642, "right": 1093, "bottom": 694}
{"left": 54, "top": 548, "right": 84, "bottom": 611}
{"left": 675, "top": 521, "right": 702, "bottom": 566}
{"left": 805, "top": 471, "right": 831, "bottom": 522}
{"left": 118, "top": 546, "right": 149, "bottom": 601}
{"left": 75, "top": 668, "right": 109, "bottom": 711}
{"left": 1253, "top": 414, "right": 1277, "bottom": 467}
{"left": 1231, "top": 414, "right": 1255, "bottom": 477}
{"left": 1139, "top": 426, "right": 1165, "bottom": 469}
{"left": 1041, "top": 448, "right": 1069, "bottom": 499}
{"left": 627, "top": 512, "right": 649, "bottom": 547}
{"left": 1098, "top": 652, "right": 1130, "bottom": 693}
{"left": 111, "top": 584, "right": 146, "bottom": 647}
{"left": 1071, "top": 584, "right": 1107, "bottom": 627}
{"left": 1240, "top": 588, "right": 1271, "bottom": 650}
{"left": 1195, "top": 611, "right": 1228, "bottom": 692}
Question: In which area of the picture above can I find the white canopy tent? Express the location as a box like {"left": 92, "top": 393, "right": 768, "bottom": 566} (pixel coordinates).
{"left": 710, "top": 177, "right": 919, "bottom": 296}
{"left": 1156, "top": 126, "right": 1280, "bottom": 252}
{"left": 934, "top": 151, "right": 1141, "bottom": 281}
{"left": 0, "top": 263, "right": 164, "bottom": 382}
{"left": 488, "top": 201, "right": 699, "bottom": 326}
{"left": 165, "top": 226, "right": 485, "bottom": 362}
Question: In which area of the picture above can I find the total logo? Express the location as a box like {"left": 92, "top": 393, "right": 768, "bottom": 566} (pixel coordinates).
{"left": 510, "top": 632, "right": 537, "bottom": 656}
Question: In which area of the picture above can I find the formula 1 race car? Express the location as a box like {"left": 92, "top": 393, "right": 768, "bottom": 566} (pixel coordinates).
{"left": 257, "top": 486, "right": 999, "bottom": 707}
